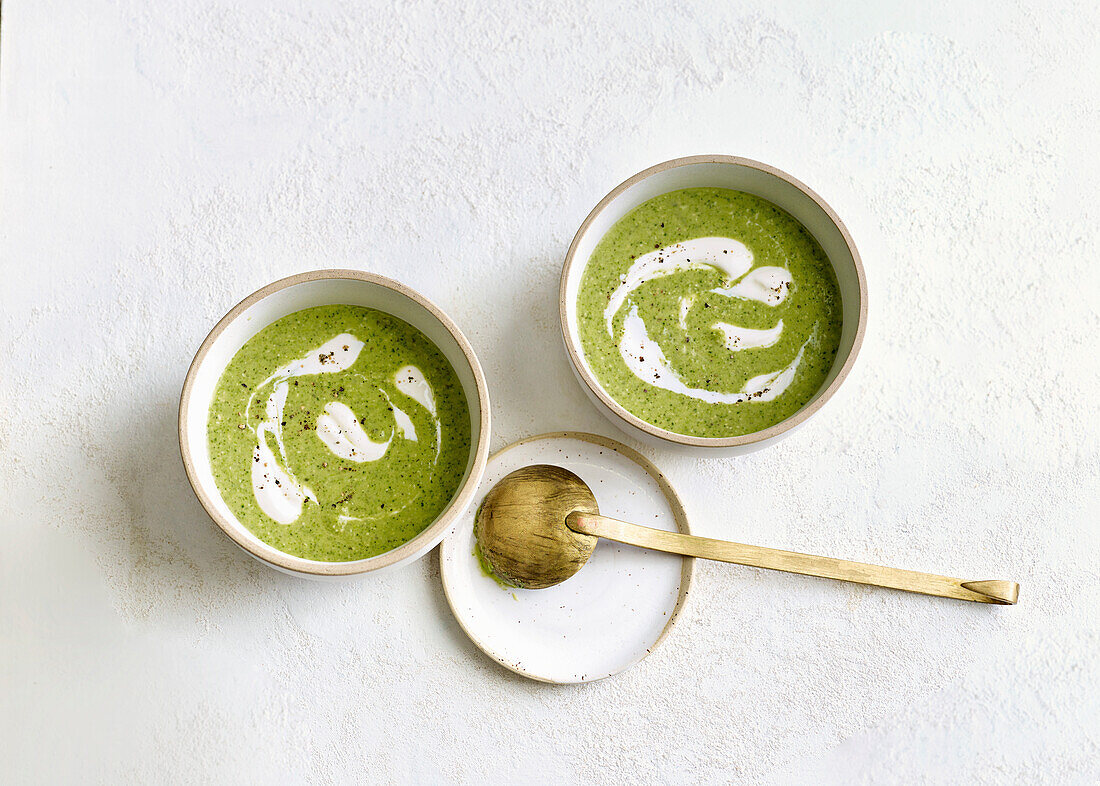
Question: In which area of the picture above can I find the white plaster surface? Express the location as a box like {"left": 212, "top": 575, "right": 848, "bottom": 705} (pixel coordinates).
{"left": 1, "top": 1, "right": 1098, "bottom": 782}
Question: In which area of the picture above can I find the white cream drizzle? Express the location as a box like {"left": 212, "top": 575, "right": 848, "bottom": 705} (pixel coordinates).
{"left": 677, "top": 295, "right": 695, "bottom": 330}
{"left": 251, "top": 425, "right": 316, "bottom": 525}
{"left": 316, "top": 402, "right": 393, "bottom": 462}
{"left": 395, "top": 365, "right": 440, "bottom": 454}
{"left": 713, "top": 320, "right": 785, "bottom": 351}
{"left": 599, "top": 237, "right": 804, "bottom": 406}
{"left": 710, "top": 266, "right": 792, "bottom": 306}
{"left": 246, "top": 334, "right": 364, "bottom": 524}
{"left": 245, "top": 334, "right": 441, "bottom": 525}
{"left": 395, "top": 365, "right": 436, "bottom": 415}
{"left": 619, "top": 307, "right": 809, "bottom": 404}
{"left": 385, "top": 393, "right": 418, "bottom": 442}
{"left": 270, "top": 333, "right": 365, "bottom": 383}
{"left": 604, "top": 237, "right": 754, "bottom": 335}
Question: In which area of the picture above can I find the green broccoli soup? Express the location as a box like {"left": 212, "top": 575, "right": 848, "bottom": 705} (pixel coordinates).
{"left": 577, "top": 188, "right": 843, "bottom": 437}
{"left": 207, "top": 305, "right": 471, "bottom": 561}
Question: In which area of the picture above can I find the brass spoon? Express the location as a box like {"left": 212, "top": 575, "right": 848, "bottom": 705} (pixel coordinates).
{"left": 475, "top": 465, "right": 1019, "bottom": 604}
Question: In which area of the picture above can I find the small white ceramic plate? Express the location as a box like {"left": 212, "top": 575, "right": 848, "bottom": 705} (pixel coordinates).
{"left": 440, "top": 432, "right": 692, "bottom": 683}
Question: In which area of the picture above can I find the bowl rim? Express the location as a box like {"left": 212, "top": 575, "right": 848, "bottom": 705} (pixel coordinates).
{"left": 178, "top": 268, "right": 492, "bottom": 576}
{"left": 558, "top": 154, "right": 868, "bottom": 449}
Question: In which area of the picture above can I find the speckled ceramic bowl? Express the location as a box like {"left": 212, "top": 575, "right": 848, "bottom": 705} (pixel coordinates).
{"left": 179, "top": 270, "right": 491, "bottom": 578}
{"left": 560, "top": 155, "right": 867, "bottom": 457}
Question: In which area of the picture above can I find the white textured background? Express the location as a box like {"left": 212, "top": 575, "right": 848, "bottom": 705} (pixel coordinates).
{"left": 2, "top": 1, "right": 1098, "bottom": 783}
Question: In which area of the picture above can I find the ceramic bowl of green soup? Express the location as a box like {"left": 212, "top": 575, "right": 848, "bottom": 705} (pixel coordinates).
{"left": 560, "top": 155, "right": 867, "bottom": 456}
{"left": 179, "top": 270, "right": 491, "bottom": 577}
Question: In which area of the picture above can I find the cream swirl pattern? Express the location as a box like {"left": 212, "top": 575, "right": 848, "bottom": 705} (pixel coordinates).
{"left": 245, "top": 333, "right": 440, "bottom": 525}
{"left": 576, "top": 187, "right": 843, "bottom": 438}
{"left": 605, "top": 237, "right": 802, "bottom": 405}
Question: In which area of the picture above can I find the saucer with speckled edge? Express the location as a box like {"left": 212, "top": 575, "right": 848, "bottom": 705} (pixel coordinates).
{"left": 440, "top": 431, "right": 692, "bottom": 683}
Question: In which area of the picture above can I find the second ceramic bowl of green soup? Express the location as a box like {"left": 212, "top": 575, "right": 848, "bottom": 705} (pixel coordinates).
{"left": 179, "top": 270, "right": 491, "bottom": 578}
{"left": 560, "top": 155, "right": 867, "bottom": 456}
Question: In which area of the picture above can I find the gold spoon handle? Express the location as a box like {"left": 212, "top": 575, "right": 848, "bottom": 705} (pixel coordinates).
{"left": 566, "top": 512, "right": 1018, "bottom": 605}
